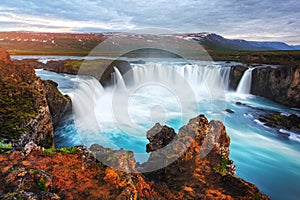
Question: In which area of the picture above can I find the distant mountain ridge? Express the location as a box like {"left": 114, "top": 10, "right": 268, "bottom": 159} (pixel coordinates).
{"left": 0, "top": 31, "right": 299, "bottom": 54}
{"left": 178, "top": 33, "right": 300, "bottom": 51}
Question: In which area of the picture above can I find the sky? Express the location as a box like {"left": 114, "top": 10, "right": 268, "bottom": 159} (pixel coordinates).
{"left": 0, "top": 0, "right": 299, "bottom": 44}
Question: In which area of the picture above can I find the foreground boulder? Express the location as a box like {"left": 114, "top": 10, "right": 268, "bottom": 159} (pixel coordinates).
{"left": 0, "top": 115, "right": 269, "bottom": 199}
{"left": 139, "top": 115, "right": 268, "bottom": 199}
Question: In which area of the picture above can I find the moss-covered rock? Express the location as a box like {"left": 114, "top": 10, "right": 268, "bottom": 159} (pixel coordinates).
{"left": 0, "top": 48, "right": 53, "bottom": 148}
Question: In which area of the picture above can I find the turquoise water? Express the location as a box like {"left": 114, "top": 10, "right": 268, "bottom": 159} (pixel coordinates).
{"left": 33, "top": 58, "right": 300, "bottom": 200}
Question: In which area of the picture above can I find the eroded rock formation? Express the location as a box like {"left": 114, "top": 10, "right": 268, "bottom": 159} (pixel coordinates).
{"left": 139, "top": 115, "right": 268, "bottom": 199}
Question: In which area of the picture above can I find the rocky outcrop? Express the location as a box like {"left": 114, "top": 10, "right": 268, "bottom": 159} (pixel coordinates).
{"left": 45, "top": 59, "right": 80, "bottom": 75}
{"left": 258, "top": 113, "right": 300, "bottom": 133}
{"left": 0, "top": 48, "right": 53, "bottom": 148}
{"left": 0, "top": 146, "right": 160, "bottom": 199}
{"left": 14, "top": 59, "right": 46, "bottom": 69}
{"left": 0, "top": 48, "right": 12, "bottom": 65}
{"left": 252, "top": 66, "right": 300, "bottom": 108}
{"left": 0, "top": 115, "right": 269, "bottom": 199}
{"left": 44, "top": 59, "right": 131, "bottom": 86}
{"left": 42, "top": 80, "right": 72, "bottom": 128}
{"left": 146, "top": 123, "right": 176, "bottom": 153}
{"left": 139, "top": 115, "right": 268, "bottom": 199}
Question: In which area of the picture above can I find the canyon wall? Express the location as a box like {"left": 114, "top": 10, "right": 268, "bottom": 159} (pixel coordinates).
{"left": 252, "top": 66, "right": 300, "bottom": 108}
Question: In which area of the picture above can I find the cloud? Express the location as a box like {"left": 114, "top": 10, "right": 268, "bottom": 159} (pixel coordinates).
{"left": 0, "top": 0, "right": 299, "bottom": 44}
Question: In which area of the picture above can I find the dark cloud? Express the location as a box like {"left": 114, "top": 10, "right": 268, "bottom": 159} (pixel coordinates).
{"left": 0, "top": 0, "right": 299, "bottom": 44}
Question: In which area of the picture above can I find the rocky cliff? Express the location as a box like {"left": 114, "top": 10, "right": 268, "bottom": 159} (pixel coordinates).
{"left": 42, "top": 80, "right": 72, "bottom": 128}
{"left": 0, "top": 48, "right": 53, "bottom": 148}
{"left": 252, "top": 66, "right": 300, "bottom": 108}
{"left": 228, "top": 64, "right": 300, "bottom": 108}
{"left": 44, "top": 59, "right": 131, "bottom": 86}
{"left": 0, "top": 48, "right": 71, "bottom": 149}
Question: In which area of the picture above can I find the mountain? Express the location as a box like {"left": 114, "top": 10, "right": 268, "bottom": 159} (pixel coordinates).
{"left": 0, "top": 32, "right": 299, "bottom": 54}
{"left": 179, "top": 33, "right": 300, "bottom": 51}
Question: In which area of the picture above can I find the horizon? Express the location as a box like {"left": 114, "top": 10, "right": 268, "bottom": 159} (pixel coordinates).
{"left": 0, "top": 0, "right": 299, "bottom": 45}
{"left": 1, "top": 30, "right": 299, "bottom": 46}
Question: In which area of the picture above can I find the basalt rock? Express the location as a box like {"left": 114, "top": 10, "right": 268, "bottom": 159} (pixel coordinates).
{"left": 42, "top": 80, "right": 72, "bottom": 128}
{"left": 252, "top": 66, "right": 300, "bottom": 108}
{"left": 146, "top": 123, "right": 176, "bottom": 153}
{"left": 229, "top": 65, "right": 247, "bottom": 90}
{"left": 258, "top": 112, "right": 300, "bottom": 134}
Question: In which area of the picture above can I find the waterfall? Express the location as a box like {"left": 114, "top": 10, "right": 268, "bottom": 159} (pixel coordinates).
{"left": 219, "top": 67, "right": 231, "bottom": 90}
{"left": 236, "top": 68, "right": 254, "bottom": 94}
{"left": 72, "top": 62, "right": 230, "bottom": 147}
{"left": 72, "top": 77, "right": 104, "bottom": 133}
{"left": 113, "top": 67, "right": 127, "bottom": 90}
{"left": 127, "top": 63, "right": 230, "bottom": 94}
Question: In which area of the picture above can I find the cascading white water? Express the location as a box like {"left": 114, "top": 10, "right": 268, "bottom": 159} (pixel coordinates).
{"left": 73, "top": 62, "right": 229, "bottom": 148}
{"left": 219, "top": 67, "right": 231, "bottom": 90}
{"left": 113, "top": 67, "right": 127, "bottom": 90}
{"left": 127, "top": 63, "right": 231, "bottom": 95}
{"left": 72, "top": 77, "right": 104, "bottom": 132}
{"left": 236, "top": 68, "right": 254, "bottom": 94}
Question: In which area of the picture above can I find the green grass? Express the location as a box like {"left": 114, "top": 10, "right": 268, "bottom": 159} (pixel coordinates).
{"left": 44, "top": 148, "right": 54, "bottom": 156}
{"left": 58, "top": 146, "right": 77, "bottom": 154}
{"left": 0, "top": 140, "right": 12, "bottom": 149}
{"left": 214, "top": 155, "right": 230, "bottom": 176}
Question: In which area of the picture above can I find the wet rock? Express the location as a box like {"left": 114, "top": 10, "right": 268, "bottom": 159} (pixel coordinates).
{"left": 146, "top": 123, "right": 176, "bottom": 152}
{"left": 258, "top": 113, "right": 300, "bottom": 133}
{"left": 229, "top": 65, "right": 248, "bottom": 90}
{"left": 43, "top": 80, "right": 72, "bottom": 128}
{"left": 252, "top": 66, "right": 300, "bottom": 108}
{"left": 225, "top": 109, "right": 235, "bottom": 114}
{"left": 130, "top": 60, "right": 146, "bottom": 64}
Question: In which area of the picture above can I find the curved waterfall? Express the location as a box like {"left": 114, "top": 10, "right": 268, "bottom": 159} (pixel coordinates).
{"left": 72, "top": 62, "right": 231, "bottom": 148}
{"left": 237, "top": 68, "right": 254, "bottom": 94}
